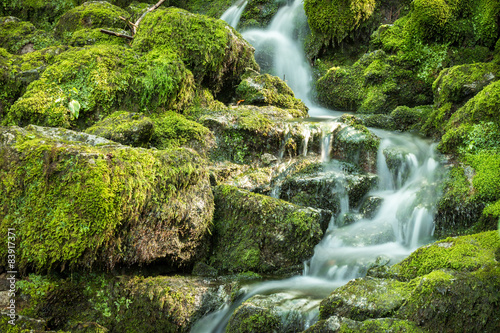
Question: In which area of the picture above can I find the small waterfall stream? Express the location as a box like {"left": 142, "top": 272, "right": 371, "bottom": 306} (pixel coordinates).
{"left": 190, "top": 2, "right": 444, "bottom": 332}
{"left": 220, "top": 0, "right": 248, "bottom": 29}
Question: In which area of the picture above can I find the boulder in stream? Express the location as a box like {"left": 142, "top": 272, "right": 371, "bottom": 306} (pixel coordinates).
{"left": 210, "top": 185, "right": 324, "bottom": 274}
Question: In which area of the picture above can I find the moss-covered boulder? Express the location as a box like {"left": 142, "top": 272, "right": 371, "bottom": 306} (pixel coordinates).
{"left": 210, "top": 185, "right": 324, "bottom": 274}
{"left": 54, "top": 1, "right": 129, "bottom": 39}
{"left": 4, "top": 45, "right": 196, "bottom": 129}
{"left": 236, "top": 72, "right": 307, "bottom": 113}
{"left": 329, "top": 115, "right": 380, "bottom": 172}
{"left": 315, "top": 231, "right": 500, "bottom": 333}
{"left": 319, "top": 277, "right": 412, "bottom": 321}
{"left": 200, "top": 105, "right": 309, "bottom": 163}
{"left": 11, "top": 273, "right": 223, "bottom": 333}
{"left": 132, "top": 7, "right": 259, "bottom": 98}
{"left": 276, "top": 164, "right": 377, "bottom": 214}
{"left": 316, "top": 50, "right": 432, "bottom": 113}
{"left": 390, "top": 230, "right": 500, "bottom": 281}
{"left": 0, "top": 125, "right": 213, "bottom": 271}
{"left": 304, "top": 316, "right": 425, "bottom": 333}
{"left": 0, "top": 0, "right": 80, "bottom": 31}
{"left": 226, "top": 301, "right": 282, "bottom": 333}
{"left": 84, "top": 110, "right": 214, "bottom": 153}
{"left": 0, "top": 17, "right": 59, "bottom": 54}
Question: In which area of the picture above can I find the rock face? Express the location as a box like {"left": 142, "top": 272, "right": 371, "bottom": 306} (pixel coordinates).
{"left": 210, "top": 185, "right": 324, "bottom": 274}
{"left": 0, "top": 125, "right": 214, "bottom": 271}
{"left": 314, "top": 231, "right": 500, "bottom": 333}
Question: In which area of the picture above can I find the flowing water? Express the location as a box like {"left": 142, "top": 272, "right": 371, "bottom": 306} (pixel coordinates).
{"left": 220, "top": 0, "right": 248, "bottom": 29}
{"left": 190, "top": 2, "right": 443, "bottom": 332}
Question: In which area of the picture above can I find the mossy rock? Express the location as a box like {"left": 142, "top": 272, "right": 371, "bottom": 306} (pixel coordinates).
{"left": 0, "top": 0, "right": 80, "bottom": 31}
{"left": 54, "top": 1, "right": 129, "bottom": 39}
{"left": 303, "top": 0, "right": 377, "bottom": 48}
{"left": 200, "top": 105, "right": 308, "bottom": 164}
{"left": 319, "top": 277, "right": 412, "bottom": 322}
{"left": 84, "top": 110, "right": 214, "bottom": 153}
{"left": 4, "top": 45, "right": 196, "bottom": 129}
{"left": 305, "top": 316, "right": 425, "bottom": 333}
{"left": 210, "top": 185, "right": 324, "bottom": 274}
{"left": 433, "top": 62, "right": 499, "bottom": 108}
{"left": 0, "top": 125, "right": 214, "bottom": 271}
{"left": 14, "top": 273, "right": 222, "bottom": 332}
{"left": 0, "top": 17, "right": 59, "bottom": 54}
{"left": 390, "top": 105, "right": 432, "bottom": 132}
{"left": 330, "top": 115, "right": 380, "bottom": 172}
{"left": 397, "top": 267, "right": 500, "bottom": 333}
{"left": 226, "top": 302, "right": 282, "bottom": 333}
{"left": 67, "top": 27, "right": 130, "bottom": 46}
{"left": 0, "top": 45, "right": 70, "bottom": 121}
{"left": 236, "top": 72, "right": 307, "bottom": 113}
{"left": 132, "top": 7, "right": 259, "bottom": 98}
{"left": 316, "top": 50, "right": 432, "bottom": 113}
{"left": 391, "top": 231, "right": 500, "bottom": 281}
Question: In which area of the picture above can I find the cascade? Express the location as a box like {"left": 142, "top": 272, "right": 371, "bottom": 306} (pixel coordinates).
{"left": 190, "top": 2, "right": 444, "bottom": 332}
{"left": 220, "top": 0, "right": 248, "bottom": 29}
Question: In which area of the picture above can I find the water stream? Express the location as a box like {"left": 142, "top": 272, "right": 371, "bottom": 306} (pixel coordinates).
{"left": 190, "top": 2, "right": 443, "bottom": 332}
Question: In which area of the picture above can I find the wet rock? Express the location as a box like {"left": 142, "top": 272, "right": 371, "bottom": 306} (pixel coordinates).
{"left": 200, "top": 105, "right": 316, "bottom": 163}
{"left": 85, "top": 110, "right": 214, "bottom": 154}
{"left": 226, "top": 301, "right": 282, "bottom": 333}
{"left": 329, "top": 115, "right": 380, "bottom": 172}
{"left": 236, "top": 72, "right": 308, "bottom": 114}
{"left": 0, "top": 125, "right": 214, "bottom": 271}
{"left": 305, "top": 316, "right": 425, "bottom": 333}
{"left": 320, "top": 277, "right": 411, "bottom": 321}
{"left": 359, "top": 196, "right": 383, "bottom": 219}
{"left": 210, "top": 185, "right": 324, "bottom": 274}
{"left": 227, "top": 293, "right": 321, "bottom": 333}
{"left": 277, "top": 166, "right": 378, "bottom": 214}
{"left": 261, "top": 152, "right": 278, "bottom": 165}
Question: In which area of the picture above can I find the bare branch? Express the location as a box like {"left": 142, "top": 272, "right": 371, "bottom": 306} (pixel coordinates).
{"left": 100, "top": 29, "right": 134, "bottom": 40}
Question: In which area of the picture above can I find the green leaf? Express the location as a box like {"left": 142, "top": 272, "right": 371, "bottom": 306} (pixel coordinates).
{"left": 68, "top": 99, "right": 81, "bottom": 119}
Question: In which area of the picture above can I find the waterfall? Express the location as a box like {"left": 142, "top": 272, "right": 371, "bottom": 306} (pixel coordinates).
{"left": 192, "top": 2, "right": 444, "bottom": 333}
{"left": 220, "top": 0, "right": 248, "bottom": 29}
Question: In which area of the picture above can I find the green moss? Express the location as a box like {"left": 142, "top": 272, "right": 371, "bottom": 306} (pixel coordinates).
{"left": 0, "top": 0, "right": 80, "bottom": 31}
{"left": 397, "top": 266, "right": 500, "bottom": 333}
{"left": 392, "top": 231, "right": 500, "bottom": 280}
{"left": 0, "top": 125, "right": 213, "bottom": 271}
{"left": 391, "top": 105, "right": 431, "bottom": 131}
{"left": 434, "top": 164, "right": 484, "bottom": 237}
{"left": 236, "top": 73, "right": 307, "bottom": 113}
{"left": 68, "top": 27, "right": 129, "bottom": 46}
{"left": 320, "top": 277, "right": 413, "bottom": 321}
{"left": 433, "top": 62, "right": 499, "bottom": 108}
{"left": 466, "top": 153, "right": 500, "bottom": 201}
{"left": 306, "top": 317, "right": 426, "bottom": 333}
{"left": 132, "top": 7, "right": 258, "bottom": 96}
{"left": 0, "top": 18, "right": 59, "bottom": 54}
{"left": 5, "top": 45, "right": 135, "bottom": 129}
{"left": 210, "top": 185, "right": 323, "bottom": 273}
{"left": 226, "top": 302, "right": 282, "bottom": 333}
{"left": 54, "top": 1, "right": 129, "bottom": 40}
{"left": 304, "top": 0, "right": 377, "bottom": 47}
{"left": 317, "top": 50, "right": 432, "bottom": 113}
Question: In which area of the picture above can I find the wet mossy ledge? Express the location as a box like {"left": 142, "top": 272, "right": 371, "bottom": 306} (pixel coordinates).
{"left": 310, "top": 231, "right": 500, "bottom": 333}
{"left": 0, "top": 273, "right": 224, "bottom": 333}
{"left": 210, "top": 185, "right": 324, "bottom": 274}
{"left": 0, "top": 125, "right": 214, "bottom": 271}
